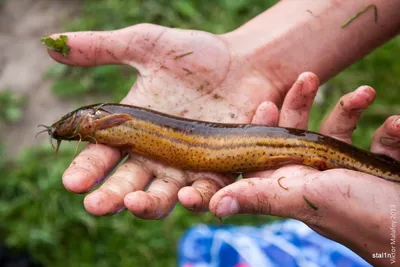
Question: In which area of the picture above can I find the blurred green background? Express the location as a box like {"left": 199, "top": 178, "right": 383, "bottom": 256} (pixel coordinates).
{"left": 0, "top": 0, "right": 399, "bottom": 266}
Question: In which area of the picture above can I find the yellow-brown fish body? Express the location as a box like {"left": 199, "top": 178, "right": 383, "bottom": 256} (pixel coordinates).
{"left": 49, "top": 103, "right": 400, "bottom": 182}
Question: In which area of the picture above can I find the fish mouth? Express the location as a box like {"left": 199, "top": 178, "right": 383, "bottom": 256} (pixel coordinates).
{"left": 35, "top": 124, "right": 62, "bottom": 153}
{"left": 36, "top": 124, "right": 52, "bottom": 138}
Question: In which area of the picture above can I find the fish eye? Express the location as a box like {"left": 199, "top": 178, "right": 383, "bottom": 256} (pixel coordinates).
{"left": 93, "top": 110, "right": 106, "bottom": 120}
{"left": 86, "top": 108, "right": 102, "bottom": 120}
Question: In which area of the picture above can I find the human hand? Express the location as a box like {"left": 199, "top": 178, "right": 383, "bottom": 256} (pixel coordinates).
{"left": 209, "top": 83, "right": 400, "bottom": 266}
{"left": 45, "top": 23, "right": 293, "bottom": 219}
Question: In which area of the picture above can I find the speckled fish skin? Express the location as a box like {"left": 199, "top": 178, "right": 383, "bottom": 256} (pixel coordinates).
{"left": 49, "top": 103, "right": 400, "bottom": 182}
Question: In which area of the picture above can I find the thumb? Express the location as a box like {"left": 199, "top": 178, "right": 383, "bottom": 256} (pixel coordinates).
{"left": 209, "top": 166, "right": 322, "bottom": 222}
{"left": 43, "top": 23, "right": 167, "bottom": 67}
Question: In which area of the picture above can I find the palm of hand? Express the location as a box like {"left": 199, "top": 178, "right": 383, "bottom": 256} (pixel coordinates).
{"left": 122, "top": 24, "right": 279, "bottom": 122}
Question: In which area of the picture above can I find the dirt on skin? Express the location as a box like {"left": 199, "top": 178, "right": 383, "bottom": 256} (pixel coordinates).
{"left": 0, "top": 0, "right": 97, "bottom": 157}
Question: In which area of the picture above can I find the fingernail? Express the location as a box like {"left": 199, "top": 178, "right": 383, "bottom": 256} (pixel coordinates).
{"left": 394, "top": 116, "right": 400, "bottom": 127}
{"left": 380, "top": 136, "right": 396, "bottom": 146}
{"left": 298, "top": 72, "right": 309, "bottom": 81}
{"left": 355, "top": 86, "right": 366, "bottom": 93}
{"left": 215, "top": 196, "right": 239, "bottom": 217}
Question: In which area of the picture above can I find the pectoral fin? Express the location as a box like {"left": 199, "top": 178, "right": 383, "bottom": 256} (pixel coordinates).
{"left": 95, "top": 114, "right": 133, "bottom": 130}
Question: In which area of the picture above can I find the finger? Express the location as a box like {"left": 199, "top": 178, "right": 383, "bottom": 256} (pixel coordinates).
{"left": 83, "top": 157, "right": 153, "bottom": 216}
{"left": 320, "top": 86, "right": 376, "bottom": 143}
{"left": 251, "top": 101, "right": 279, "bottom": 126}
{"left": 209, "top": 167, "right": 320, "bottom": 220}
{"left": 62, "top": 144, "right": 121, "bottom": 193}
{"left": 279, "top": 72, "right": 320, "bottom": 129}
{"left": 124, "top": 171, "right": 187, "bottom": 219}
{"left": 178, "top": 172, "right": 236, "bottom": 212}
{"left": 178, "top": 180, "right": 221, "bottom": 213}
{"left": 45, "top": 24, "right": 166, "bottom": 67}
{"left": 371, "top": 115, "right": 400, "bottom": 160}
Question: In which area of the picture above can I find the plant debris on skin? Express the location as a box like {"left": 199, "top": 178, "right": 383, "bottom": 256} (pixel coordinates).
{"left": 41, "top": 35, "right": 70, "bottom": 57}
{"left": 277, "top": 176, "right": 289, "bottom": 190}
{"left": 341, "top": 4, "right": 378, "bottom": 28}
{"left": 303, "top": 195, "right": 318, "bottom": 211}
{"left": 174, "top": 51, "right": 193, "bottom": 60}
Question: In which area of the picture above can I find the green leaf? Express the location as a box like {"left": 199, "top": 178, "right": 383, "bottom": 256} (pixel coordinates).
{"left": 41, "top": 35, "right": 70, "bottom": 57}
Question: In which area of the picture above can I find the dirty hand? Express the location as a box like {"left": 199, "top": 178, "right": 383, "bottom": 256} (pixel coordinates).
{"left": 45, "top": 23, "right": 291, "bottom": 219}
{"left": 209, "top": 83, "right": 400, "bottom": 266}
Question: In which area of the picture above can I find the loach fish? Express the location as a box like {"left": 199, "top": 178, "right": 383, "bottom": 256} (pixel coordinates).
{"left": 38, "top": 103, "right": 400, "bottom": 182}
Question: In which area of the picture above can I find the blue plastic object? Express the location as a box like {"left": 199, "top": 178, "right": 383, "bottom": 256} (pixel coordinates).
{"left": 178, "top": 219, "right": 371, "bottom": 267}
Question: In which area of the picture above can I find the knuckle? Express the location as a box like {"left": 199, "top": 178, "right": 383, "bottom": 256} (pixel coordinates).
{"left": 162, "top": 176, "right": 183, "bottom": 191}
{"left": 258, "top": 193, "right": 272, "bottom": 215}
